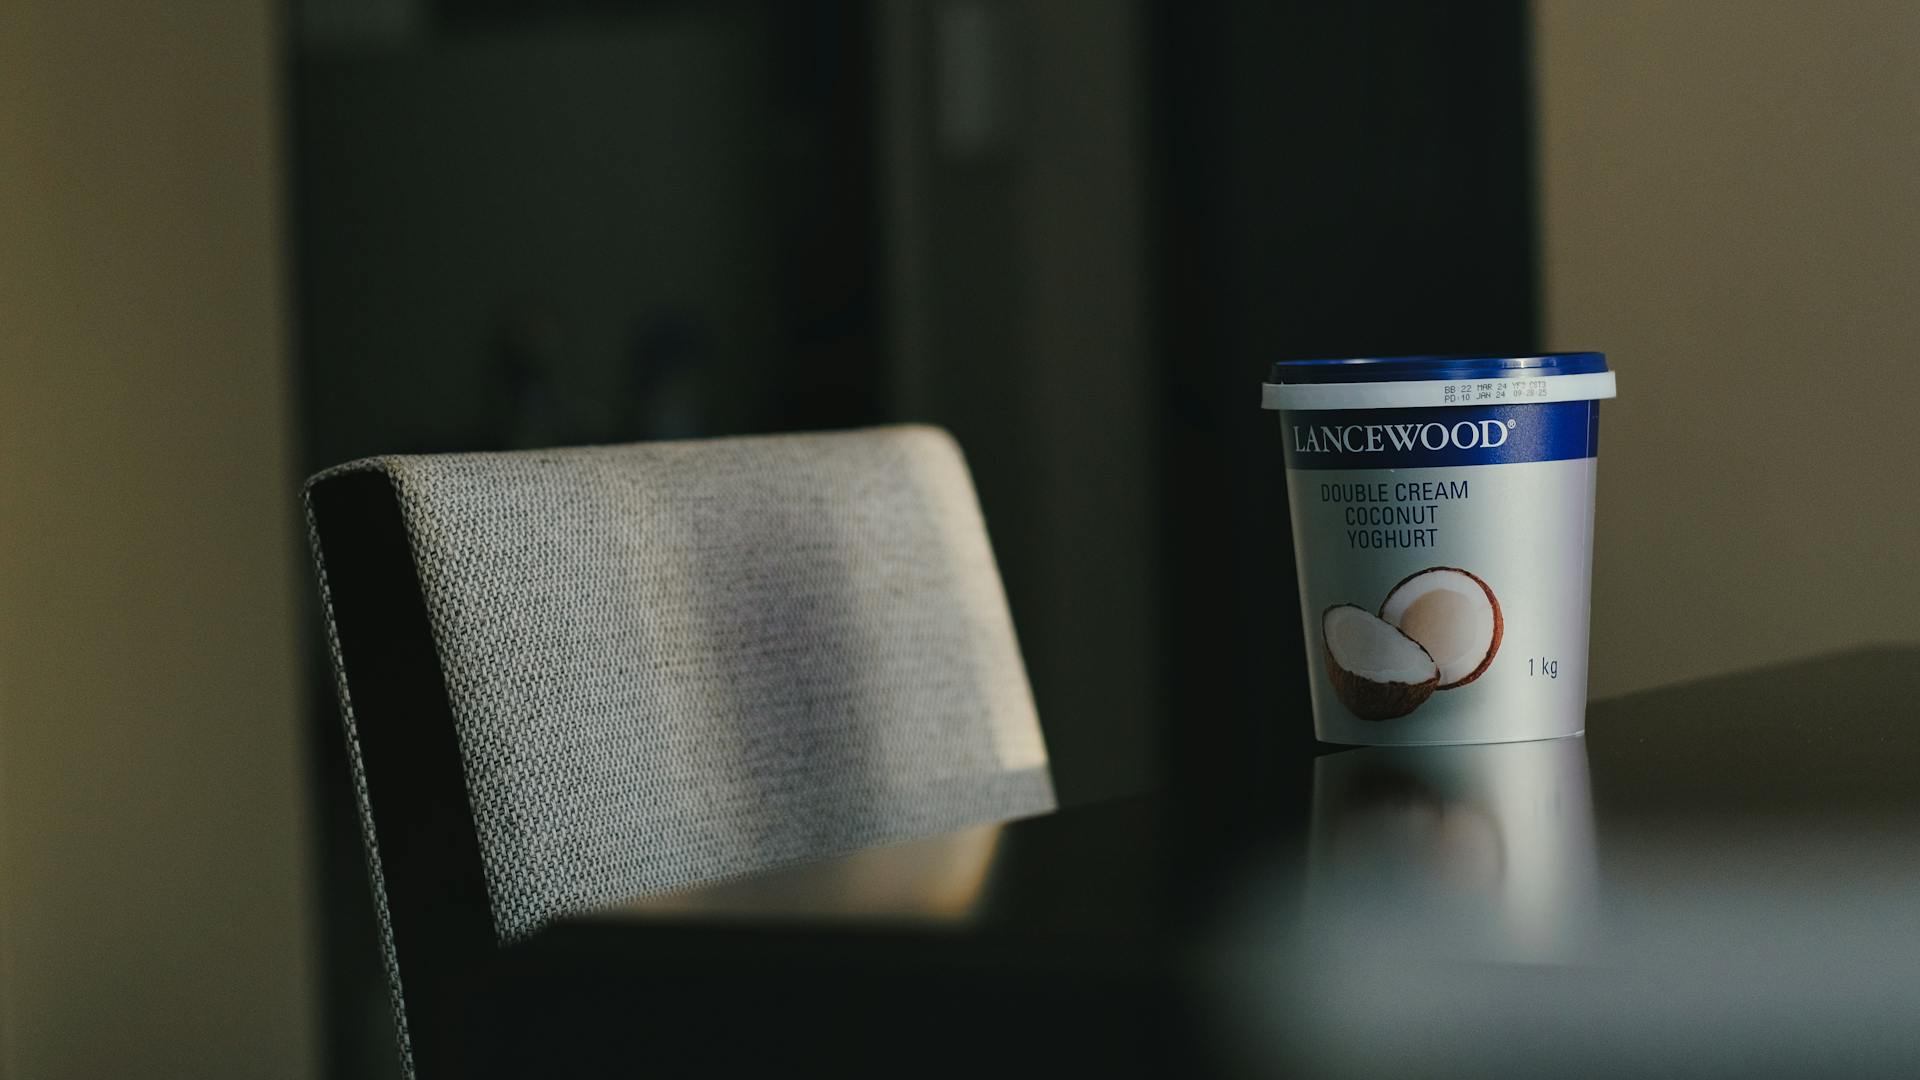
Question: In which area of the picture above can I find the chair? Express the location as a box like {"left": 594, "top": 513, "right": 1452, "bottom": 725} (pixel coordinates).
{"left": 303, "top": 425, "right": 1054, "bottom": 1078}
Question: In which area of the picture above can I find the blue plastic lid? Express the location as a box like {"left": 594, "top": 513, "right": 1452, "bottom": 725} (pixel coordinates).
{"left": 1267, "top": 352, "right": 1608, "bottom": 385}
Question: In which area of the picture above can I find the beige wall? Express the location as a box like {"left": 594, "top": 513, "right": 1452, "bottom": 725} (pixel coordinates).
{"left": 1536, "top": 0, "right": 1920, "bottom": 696}
{"left": 0, "top": 2, "right": 315, "bottom": 1077}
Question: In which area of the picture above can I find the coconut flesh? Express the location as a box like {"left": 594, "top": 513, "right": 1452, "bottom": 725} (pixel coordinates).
{"left": 1322, "top": 603, "right": 1440, "bottom": 720}
{"left": 1379, "top": 567, "right": 1503, "bottom": 690}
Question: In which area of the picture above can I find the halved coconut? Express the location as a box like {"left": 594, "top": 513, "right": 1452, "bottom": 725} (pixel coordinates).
{"left": 1322, "top": 603, "right": 1441, "bottom": 720}
{"left": 1379, "top": 567, "right": 1503, "bottom": 690}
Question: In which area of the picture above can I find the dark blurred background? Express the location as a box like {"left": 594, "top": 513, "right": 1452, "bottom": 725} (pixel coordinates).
{"left": 291, "top": 5, "right": 1532, "bottom": 1068}
{"left": 4, "top": 0, "right": 1914, "bottom": 1076}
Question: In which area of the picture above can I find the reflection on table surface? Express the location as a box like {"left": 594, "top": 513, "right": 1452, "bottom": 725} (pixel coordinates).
{"left": 600, "top": 820, "right": 1008, "bottom": 925}
{"left": 554, "top": 650, "right": 1920, "bottom": 1077}
{"left": 1207, "top": 648, "right": 1920, "bottom": 1077}
{"left": 1306, "top": 736, "right": 1599, "bottom": 964}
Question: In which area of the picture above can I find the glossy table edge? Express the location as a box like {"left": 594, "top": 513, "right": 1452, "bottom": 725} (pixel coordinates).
{"left": 558, "top": 645, "right": 1920, "bottom": 932}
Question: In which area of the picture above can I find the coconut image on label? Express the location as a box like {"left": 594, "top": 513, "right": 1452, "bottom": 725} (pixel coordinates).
{"left": 1380, "top": 567, "right": 1503, "bottom": 690}
{"left": 1322, "top": 604, "right": 1440, "bottom": 720}
{"left": 1322, "top": 568, "right": 1504, "bottom": 720}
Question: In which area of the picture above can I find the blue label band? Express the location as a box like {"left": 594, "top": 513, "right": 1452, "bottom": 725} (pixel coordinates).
{"left": 1279, "top": 401, "right": 1600, "bottom": 470}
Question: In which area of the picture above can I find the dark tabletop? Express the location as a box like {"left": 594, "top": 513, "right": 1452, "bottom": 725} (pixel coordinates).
{"left": 453, "top": 647, "right": 1920, "bottom": 1078}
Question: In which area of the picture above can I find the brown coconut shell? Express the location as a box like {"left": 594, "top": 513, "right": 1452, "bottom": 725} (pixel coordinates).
{"left": 1379, "top": 566, "right": 1504, "bottom": 690}
{"left": 1322, "top": 604, "right": 1441, "bottom": 721}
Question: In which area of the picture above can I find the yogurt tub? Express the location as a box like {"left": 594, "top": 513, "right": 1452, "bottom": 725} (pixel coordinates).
{"left": 1261, "top": 353, "right": 1617, "bottom": 746}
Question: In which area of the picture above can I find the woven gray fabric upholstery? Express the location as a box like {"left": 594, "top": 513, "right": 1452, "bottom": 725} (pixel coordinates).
{"left": 306, "top": 424, "right": 1053, "bottom": 954}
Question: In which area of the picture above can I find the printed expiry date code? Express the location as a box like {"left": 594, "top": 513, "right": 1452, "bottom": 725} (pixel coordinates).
{"left": 1441, "top": 379, "right": 1550, "bottom": 404}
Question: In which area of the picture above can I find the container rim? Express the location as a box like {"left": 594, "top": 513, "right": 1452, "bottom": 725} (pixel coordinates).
{"left": 1267, "top": 351, "right": 1607, "bottom": 385}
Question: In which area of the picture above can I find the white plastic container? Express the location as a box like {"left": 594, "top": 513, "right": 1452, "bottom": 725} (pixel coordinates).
{"left": 1262, "top": 353, "right": 1617, "bottom": 745}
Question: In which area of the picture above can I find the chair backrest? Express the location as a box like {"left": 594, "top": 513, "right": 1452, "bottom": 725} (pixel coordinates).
{"left": 304, "top": 425, "right": 1052, "bottom": 1076}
